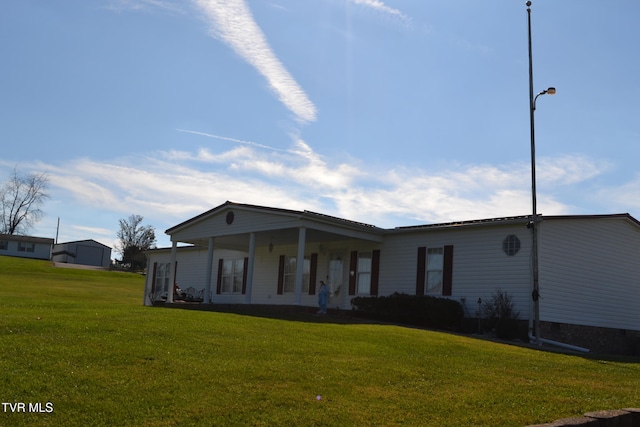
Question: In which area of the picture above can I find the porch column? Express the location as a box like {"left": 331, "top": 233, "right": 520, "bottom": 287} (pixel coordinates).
{"left": 167, "top": 240, "right": 177, "bottom": 303}
{"left": 245, "top": 232, "right": 256, "bottom": 304}
{"left": 294, "top": 226, "right": 306, "bottom": 305}
{"left": 204, "top": 237, "right": 215, "bottom": 303}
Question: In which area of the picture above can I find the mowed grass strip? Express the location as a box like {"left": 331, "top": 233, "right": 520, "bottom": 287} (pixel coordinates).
{"left": 0, "top": 256, "right": 638, "bottom": 426}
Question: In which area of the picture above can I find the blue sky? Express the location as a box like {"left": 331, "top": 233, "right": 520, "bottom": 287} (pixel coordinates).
{"left": 2, "top": 0, "right": 639, "bottom": 253}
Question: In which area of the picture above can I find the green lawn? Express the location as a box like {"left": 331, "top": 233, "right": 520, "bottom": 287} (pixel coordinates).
{"left": 0, "top": 256, "right": 638, "bottom": 426}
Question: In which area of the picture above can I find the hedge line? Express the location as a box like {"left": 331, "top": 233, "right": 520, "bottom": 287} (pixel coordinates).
{"left": 351, "top": 293, "right": 463, "bottom": 330}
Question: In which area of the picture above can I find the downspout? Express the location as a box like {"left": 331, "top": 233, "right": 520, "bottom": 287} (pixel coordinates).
{"left": 528, "top": 333, "right": 590, "bottom": 353}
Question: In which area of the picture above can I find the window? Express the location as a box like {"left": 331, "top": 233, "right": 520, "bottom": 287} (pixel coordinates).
{"left": 221, "top": 259, "right": 245, "bottom": 294}
{"left": 155, "top": 263, "right": 170, "bottom": 295}
{"left": 357, "top": 252, "right": 372, "bottom": 294}
{"left": 283, "top": 256, "right": 310, "bottom": 293}
{"left": 502, "top": 235, "right": 521, "bottom": 256}
{"left": 18, "top": 242, "right": 35, "bottom": 253}
{"left": 0, "top": 241, "right": 7, "bottom": 250}
{"left": 426, "top": 248, "right": 444, "bottom": 294}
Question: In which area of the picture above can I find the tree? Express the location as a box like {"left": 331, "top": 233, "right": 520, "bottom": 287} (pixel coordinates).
{"left": 0, "top": 167, "right": 50, "bottom": 235}
{"left": 116, "top": 214, "right": 156, "bottom": 270}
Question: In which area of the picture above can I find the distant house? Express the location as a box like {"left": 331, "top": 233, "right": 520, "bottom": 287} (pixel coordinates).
{"left": 0, "top": 234, "right": 54, "bottom": 260}
{"left": 52, "top": 239, "right": 112, "bottom": 268}
{"left": 144, "top": 201, "right": 640, "bottom": 355}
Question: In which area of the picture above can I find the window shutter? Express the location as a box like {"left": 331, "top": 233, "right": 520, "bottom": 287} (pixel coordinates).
{"left": 151, "top": 262, "right": 157, "bottom": 294}
{"left": 371, "top": 250, "right": 380, "bottom": 296}
{"left": 277, "top": 255, "right": 285, "bottom": 295}
{"left": 309, "top": 253, "right": 318, "bottom": 295}
{"left": 216, "top": 259, "right": 223, "bottom": 294}
{"left": 442, "top": 245, "right": 454, "bottom": 296}
{"left": 242, "top": 257, "right": 248, "bottom": 295}
{"left": 348, "top": 251, "right": 358, "bottom": 295}
{"left": 416, "top": 247, "right": 426, "bottom": 296}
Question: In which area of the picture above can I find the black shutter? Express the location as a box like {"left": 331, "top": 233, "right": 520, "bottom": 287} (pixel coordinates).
{"left": 309, "top": 253, "right": 318, "bottom": 295}
{"left": 416, "top": 247, "right": 426, "bottom": 296}
{"left": 371, "top": 250, "right": 380, "bottom": 296}
{"left": 442, "top": 245, "right": 454, "bottom": 296}
{"left": 277, "top": 255, "right": 285, "bottom": 295}
{"left": 242, "top": 257, "right": 248, "bottom": 295}
{"left": 216, "top": 259, "right": 223, "bottom": 294}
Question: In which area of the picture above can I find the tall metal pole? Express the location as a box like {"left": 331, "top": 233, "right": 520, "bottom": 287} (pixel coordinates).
{"left": 526, "top": 1, "right": 541, "bottom": 344}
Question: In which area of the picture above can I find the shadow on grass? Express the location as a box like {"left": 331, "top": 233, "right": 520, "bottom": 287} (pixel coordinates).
{"left": 155, "top": 302, "right": 640, "bottom": 363}
{"left": 157, "top": 302, "right": 386, "bottom": 326}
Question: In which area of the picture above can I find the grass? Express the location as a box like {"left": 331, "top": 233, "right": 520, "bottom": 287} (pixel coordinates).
{"left": 0, "top": 256, "right": 638, "bottom": 426}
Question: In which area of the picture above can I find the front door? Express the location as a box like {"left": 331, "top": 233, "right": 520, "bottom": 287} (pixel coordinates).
{"left": 328, "top": 253, "right": 345, "bottom": 309}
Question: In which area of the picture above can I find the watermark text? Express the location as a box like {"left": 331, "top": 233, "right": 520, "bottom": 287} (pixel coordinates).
{"left": 2, "top": 402, "right": 54, "bottom": 413}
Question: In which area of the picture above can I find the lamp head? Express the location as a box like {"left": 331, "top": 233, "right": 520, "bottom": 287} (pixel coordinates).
{"left": 526, "top": 1, "right": 531, "bottom": 6}
{"left": 546, "top": 87, "right": 556, "bottom": 95}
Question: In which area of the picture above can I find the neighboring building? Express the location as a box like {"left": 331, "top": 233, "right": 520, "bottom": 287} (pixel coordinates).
{"left": 0, "top": 234, "right": 54, "bottom": 260}
{"left": 52, "top": 240, "right": 112, "bottom": 268}
{"left": 143, "top": 201, "right": 640, "bottom": 355}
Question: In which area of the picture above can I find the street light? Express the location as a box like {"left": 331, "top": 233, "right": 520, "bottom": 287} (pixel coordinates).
{"left": 526, "top": 1, "right": 555, "bottom": 345}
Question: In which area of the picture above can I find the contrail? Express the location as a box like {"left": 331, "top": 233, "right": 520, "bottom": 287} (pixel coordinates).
{"left": 193, "top": 0, "right": 317, "bottom": 124}
{"left": 176, "top": 128, "right": 289, "bottom": 152}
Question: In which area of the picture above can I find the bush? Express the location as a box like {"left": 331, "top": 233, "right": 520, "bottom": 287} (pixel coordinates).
{"left": 479, "top": 289, "right": 521, "bottom": 339}
{"left": 351, "top": 293, "right": 463, "bottom": 330}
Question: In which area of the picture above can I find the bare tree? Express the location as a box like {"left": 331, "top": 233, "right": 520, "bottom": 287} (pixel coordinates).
{"left": 0, "top": 167, "right": 50, "bottom": 235}
{"left": 116, "top": 214, "right": 156, "bottom": 270}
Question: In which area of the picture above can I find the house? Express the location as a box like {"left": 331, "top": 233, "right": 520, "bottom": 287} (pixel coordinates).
{"left": 52, "top": 239, "right": 112, "bottom": 268}
{"left": 143, "top": 201, "right": 640, "bottom": 355}
{"left": 0, "top": 234, "right": 54, "bottom": 260}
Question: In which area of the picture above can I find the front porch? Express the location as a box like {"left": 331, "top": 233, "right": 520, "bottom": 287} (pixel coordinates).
{"left": 144, "top": 202, "right": 384, "bottom": 309}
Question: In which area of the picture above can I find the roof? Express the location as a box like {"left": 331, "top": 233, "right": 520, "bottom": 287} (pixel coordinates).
{"left": 393, "top": 215, "right": 532, "bottom": 231}
{"left": 542, "top": 213, "right": 640, "bottom": 227}
{"left": 394, "top": 213, "right": 640, "bottom": 232}
{"left": 54, "top": 239, "right": 112, "bottom": 249}
{"left": 165, "top": 200, "right": 382, "bottom": 235}
{"left": 0, "top": 234, "right": 54, "bottom": 244}
{"left": 165, "top": 201, "right": 640, "bottom": 237}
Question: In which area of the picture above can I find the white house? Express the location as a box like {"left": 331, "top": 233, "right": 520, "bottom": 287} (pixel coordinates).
{"left": 0, "top": 234, "right": 54, "bottom": 260}
{"left": 144, "top": 202, "right": 640, "bottom": 354}
{"left": 52, "top": 239, "right": 112, "bottom": 268}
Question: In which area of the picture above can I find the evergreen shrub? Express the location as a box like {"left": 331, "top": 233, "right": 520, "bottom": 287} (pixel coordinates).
{"left": 351, "top": 292, "right": 463, "bottom": 330}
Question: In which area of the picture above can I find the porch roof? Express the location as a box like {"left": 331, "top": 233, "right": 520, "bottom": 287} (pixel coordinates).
{"left": 165, "top": 201, "right": 385, "bottom": 249}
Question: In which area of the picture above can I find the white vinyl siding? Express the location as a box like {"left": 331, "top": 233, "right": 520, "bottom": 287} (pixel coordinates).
{"left": 538, "top": 218, "right": 640, "bottom": 330}
{"left": 379, "top": 224, "right": 532, "bottom": 318}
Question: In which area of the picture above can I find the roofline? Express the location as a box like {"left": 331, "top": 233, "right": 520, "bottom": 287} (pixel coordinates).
{"left": 543, "top": 213, "right": 640, "bottom": 227}
{"left": 145, "top": 245, "right": 202, "bottom": 254}
{"left": 392, "top": 212, "right": 640, "bottom": 232}
{"left": 0, "top": 234, "right": 54, "bottom": 244}
{"left": 165, "top": 201, "right": 382, "bottom": 235}
{"left": 392, "top": 215, "right": 532, "bottom": 232}
{"left": 166, "top": 202, "right": 640, "bottom": 236}
{"left": 54, "top": 239, "right": 112, "bottom": 248}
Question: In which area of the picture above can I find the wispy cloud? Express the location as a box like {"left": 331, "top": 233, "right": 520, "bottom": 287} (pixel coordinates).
{"left": 193, "top": 0, "right": 317, "bottom": 124}
{"left": 22, "top": 135, "right": 616, "bottom": 237}
{"left": 350, "top": 0, "right": 411, "bottom": 25}
{"left": 106, "top": 0, "right": 184, "bottom": 14}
